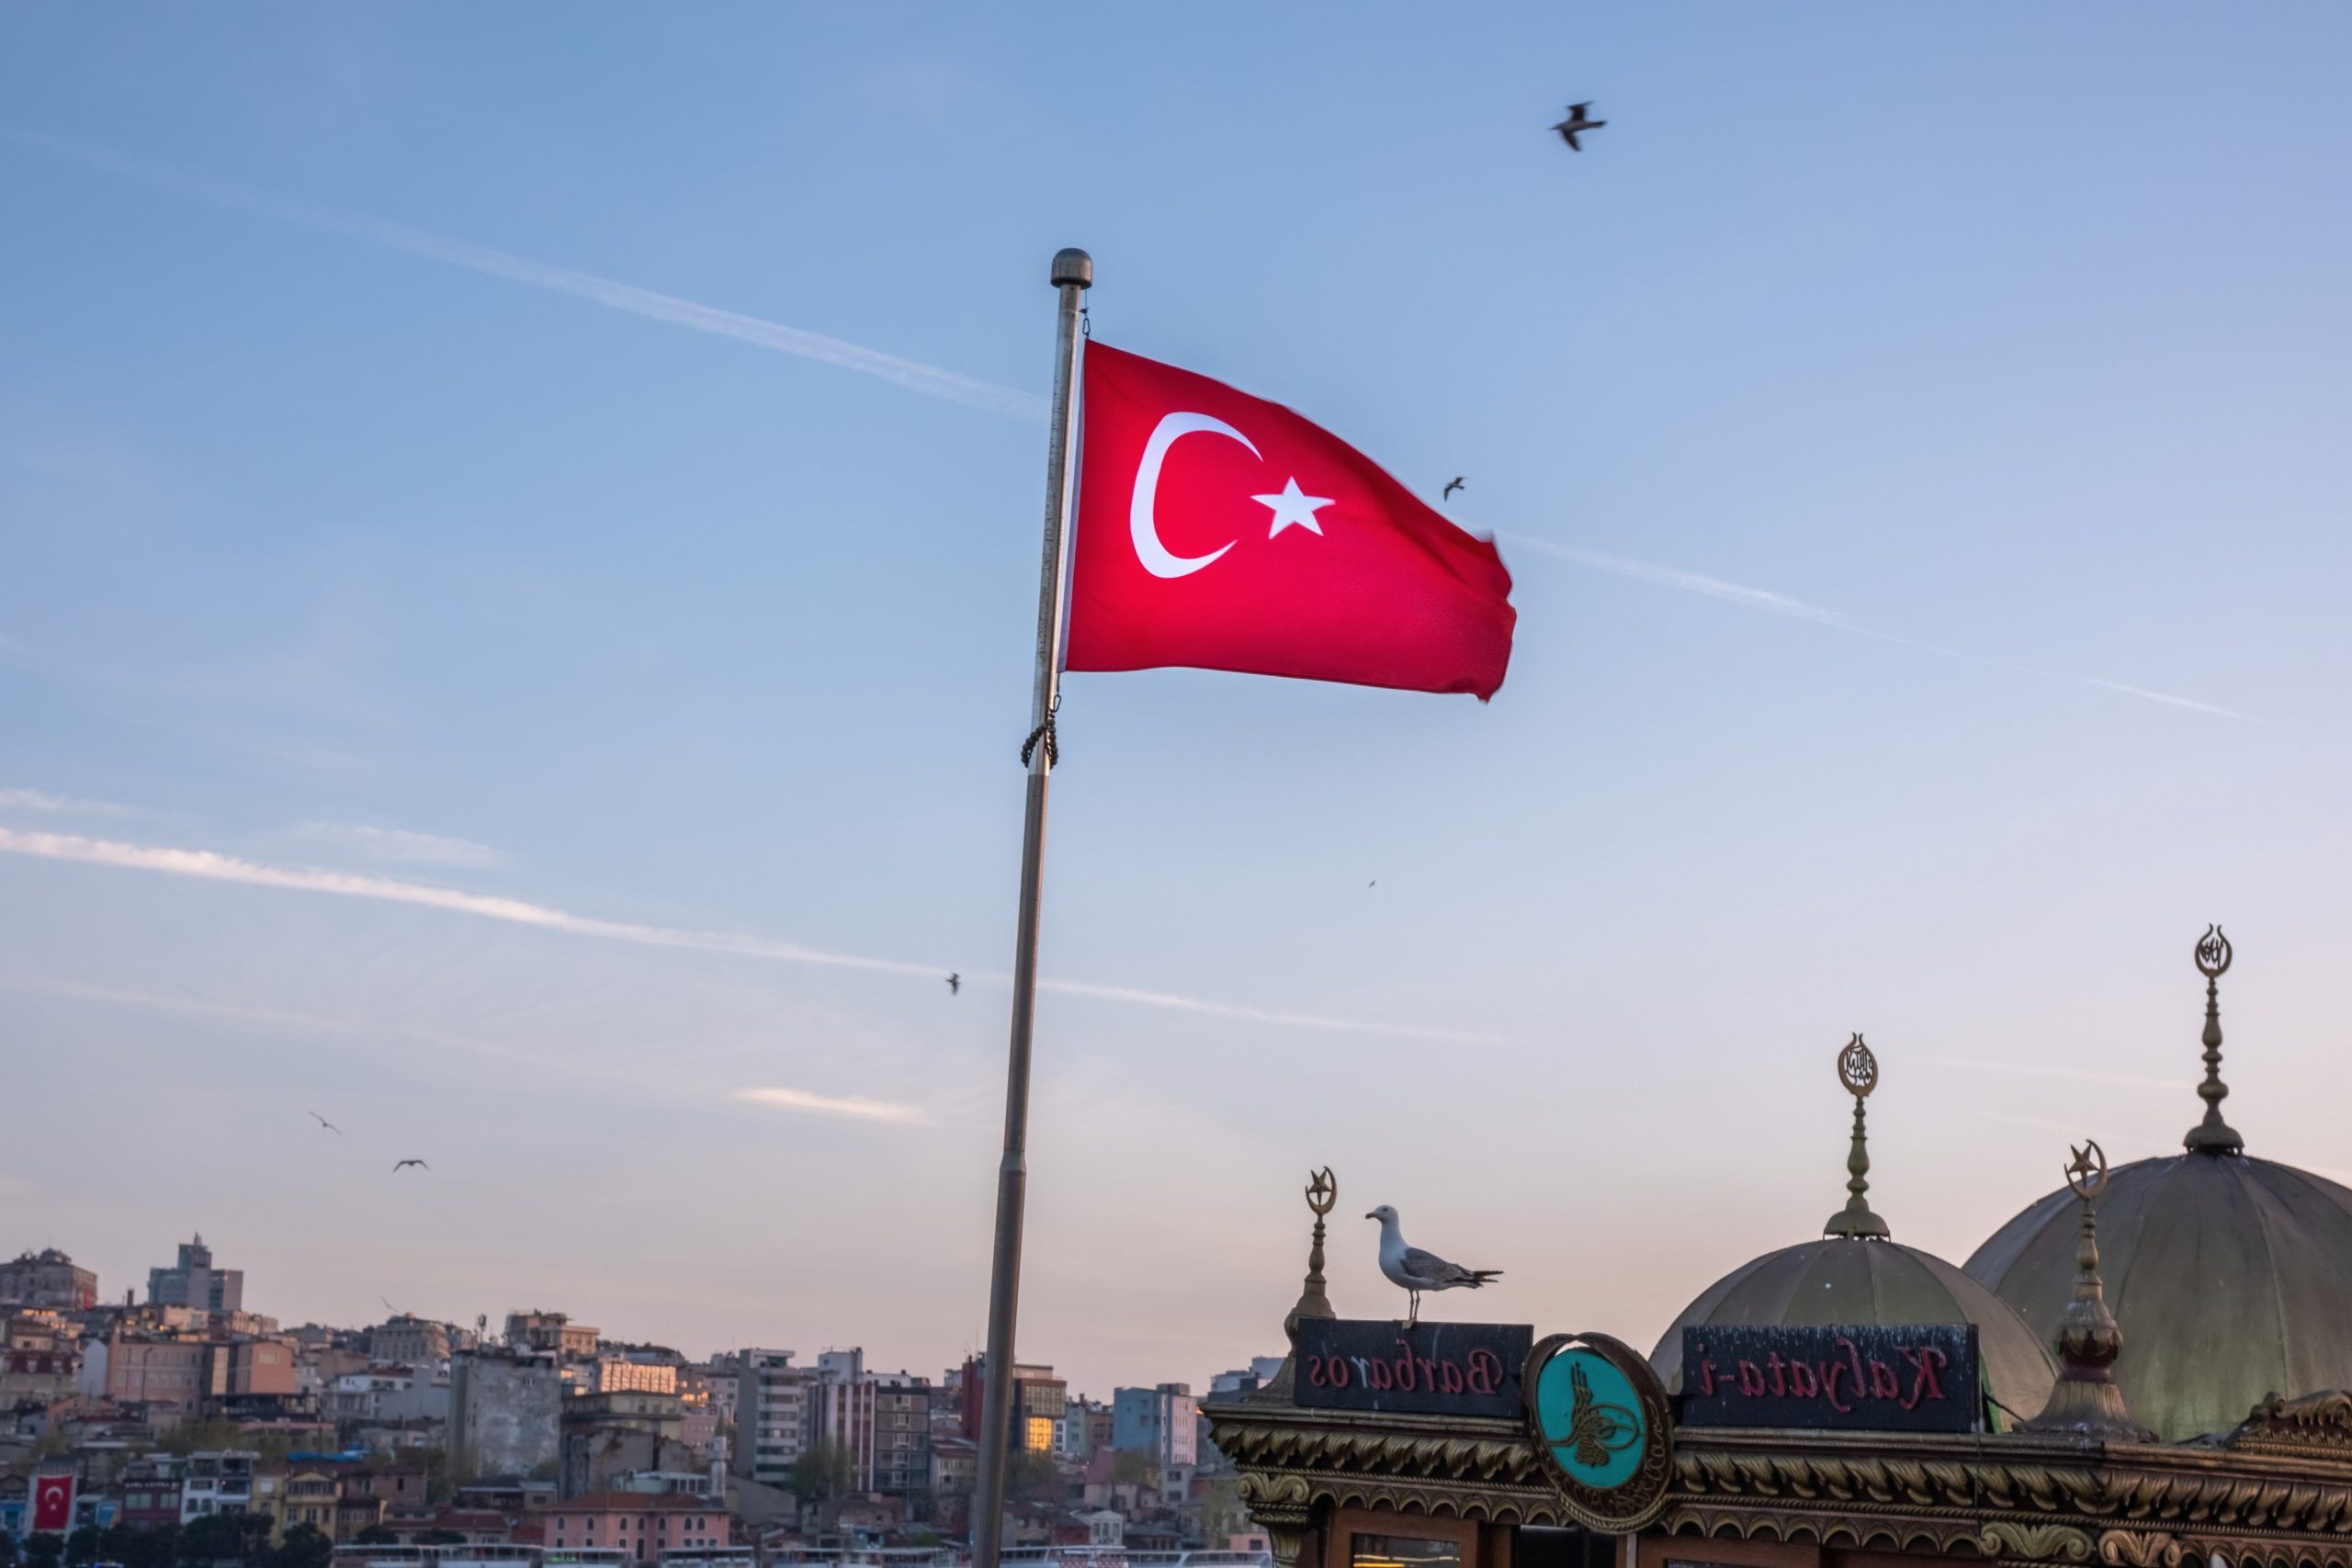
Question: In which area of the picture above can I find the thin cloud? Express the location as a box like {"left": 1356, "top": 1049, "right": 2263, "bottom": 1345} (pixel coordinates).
{"left": 292, "top": 822, "right": 503, "bottom": 868}
{"left": 0, "top": 827, "right": 1487, "bottom": 1043}
{"left": 1498, "top": 529, "right": 2248, "bottom": 720}
{"left": 732, "top": 1086, "right": 928, "bottom": 1125}
{"left": 1498, "top": 533, "right": 1849, "bottom": 626}
{"left": 2076, "top": 678, "right": 2247, "bottom": 721}
{"left": 6, "top": 130, "right": 1046, "bottom": 423}
{"left": 0, "top": 787, "right": 146, "bottom": 817}
{"left": 1922, "top": 1055, "right": 2185, "bottom": 1093}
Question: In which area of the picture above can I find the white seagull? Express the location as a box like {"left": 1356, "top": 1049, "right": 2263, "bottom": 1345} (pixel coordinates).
{"left": 1367, "top": 1204, "right": 1502, "bottom": 1327}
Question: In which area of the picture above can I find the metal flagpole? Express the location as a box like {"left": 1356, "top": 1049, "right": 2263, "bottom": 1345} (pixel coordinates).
{"left": 970, "top": 245, "right": 1091, "bottom": 1568}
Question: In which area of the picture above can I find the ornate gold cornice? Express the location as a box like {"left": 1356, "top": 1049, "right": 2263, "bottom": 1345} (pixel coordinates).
{"left": 1207, "top": 1396, "right": 2352, "bottom": 1563}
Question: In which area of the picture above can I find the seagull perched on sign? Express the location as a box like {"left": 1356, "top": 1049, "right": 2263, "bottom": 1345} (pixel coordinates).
{"left": 1442, "top": 477, "right": 1465, "bottom": 502}
{"left": 392, "top": 1158, "right": 430, "bottom": 1173}
{"left": 1552, "top": 103, "right": 1605, "bottom": 151}
{"left": 1367, "top": 1204, "right": 1501, "bottom": 1327}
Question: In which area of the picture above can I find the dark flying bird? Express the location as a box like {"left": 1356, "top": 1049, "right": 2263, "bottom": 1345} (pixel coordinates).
{"left": 946, "top": 972, "right": 961, "bottom": 996}
{"left": 1552, "top": 102, "right": 1605, "bottom": 151}
{"left": 1442, "top": 477, "right": 1464, "bottom": 502}
{"left": 392, "top": 1158, "right": 430, "bottom": 1172}
{"left": 308, "top": 1111, "right": 343, "bottom": 1135}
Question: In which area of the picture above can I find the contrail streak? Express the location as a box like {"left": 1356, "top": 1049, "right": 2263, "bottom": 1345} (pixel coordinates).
{"left": 0, "top": 827, "right": 1495, "bottom": 1043}
{"left": 1921, "top": 1055, "right": 2184, "bottom": 1093}
{"left": 1498, "top": 533, "right": 1849, "bottom": 626}
{"left": 1498, "top": 529, "right": 2248, "bottom": 719}
{"left": 6, "top": 130, "right": 1046, "bottom": 423}
{"left": 0, "top": 974, "right": 928, "bottom": 1123}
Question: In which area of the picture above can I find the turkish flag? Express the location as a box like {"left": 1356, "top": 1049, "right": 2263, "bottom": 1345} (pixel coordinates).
{"left": 1066, "top": 344, "right": 1515, "bottom": 700}
{"left": 31, "top": 1472, "right": 75, "bottom": 1532}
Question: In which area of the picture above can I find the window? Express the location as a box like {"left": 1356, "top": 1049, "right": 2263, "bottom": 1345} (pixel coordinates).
{"left": 1352, "top": 1538, "right": 1461, "bottom": 1568}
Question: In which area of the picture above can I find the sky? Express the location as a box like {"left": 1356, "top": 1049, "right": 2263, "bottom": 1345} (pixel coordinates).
{"left": 5, "top": 4, "right": 2352, "bottom": 1401}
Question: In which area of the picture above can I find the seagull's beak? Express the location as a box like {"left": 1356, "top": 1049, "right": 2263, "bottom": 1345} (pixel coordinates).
{"left": 1364, "top": 1211, "right": 1377, "bottom": 1220}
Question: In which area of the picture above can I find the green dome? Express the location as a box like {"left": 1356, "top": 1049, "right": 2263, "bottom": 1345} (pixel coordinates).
{"left": 1966, "top": 1152, "right": 2352, "bottom": 1441}
{"left": 1651, "top": 1236, "right": 2060, "bottom": 1424}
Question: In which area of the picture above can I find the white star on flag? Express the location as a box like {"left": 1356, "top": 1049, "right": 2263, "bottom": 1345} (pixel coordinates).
{"left": 1253, "top": 476, "right": 1334, "bottom": 538}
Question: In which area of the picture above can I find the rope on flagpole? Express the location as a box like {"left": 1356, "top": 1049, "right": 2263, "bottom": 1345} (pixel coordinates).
{"left": 1019, "top": 694, "right": 1060, "bottom": 768}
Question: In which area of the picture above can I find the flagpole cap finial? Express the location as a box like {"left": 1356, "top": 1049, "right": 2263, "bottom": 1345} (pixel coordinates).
{"left": 1050, "top": 248, "right": 1094, "bottom": 289}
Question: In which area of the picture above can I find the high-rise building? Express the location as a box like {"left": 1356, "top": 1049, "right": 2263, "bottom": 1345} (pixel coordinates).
{"left": 873, "top": 1374, "right": 933, "bottom": 1502}
{"left": 729, "top": 1348, "right": 813, "bottom": 1492}
{"left": 0, "top": 1248, "right": 97, "bottom": 1310}
{"left": 812, "top": 1349, "right": 876, "bottom": 1490}
{"left": 1112, "top": 1382, "right": 1199, "bottom": 1469}
{"left": 957, "top": 1356, "right": 1067, "bottom": 1454}
{"left": 147, "top": 1235, "right": 243, "bottom": 1314}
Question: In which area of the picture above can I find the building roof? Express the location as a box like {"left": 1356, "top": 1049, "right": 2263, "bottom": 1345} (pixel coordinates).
{"left": 550, "top": 1492, "right": 716, "bottom": 1512}
{"left": 1650, "top": 1235, "right": 2059, "bottom": 1421}
{"left": 1966, "top": 934, "right": 2352, "bottom": 1441}
{"left": 1648, "top": 1034, "right": 2058, "bottom": 1423}
{"left": 1969, "top": 1152, "right": 2352, "bottom": 1440}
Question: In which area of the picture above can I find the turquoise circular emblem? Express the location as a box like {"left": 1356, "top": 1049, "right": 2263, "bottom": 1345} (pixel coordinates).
{"left": 1532, "top": 1347, "right": 1645, "bottom": 1489}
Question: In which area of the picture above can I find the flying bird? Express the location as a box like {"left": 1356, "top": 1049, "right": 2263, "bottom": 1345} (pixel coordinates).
{"left": 946, "top": 972, "right": 961, "bottom": 996}
{"left": 1366, "top": 1204, "right": 1502, "bottom": 1327}
{"left": 308, "top": 1111, "right": 343, "bottom": 1135}
{"left": 391, "top": 1159, "right": 430, "bottom": 1173}
{"left": 1552, "top": 103, "right": 1605, "bottom": 151}
{"left": 1442, "top": 477, "right": 1465, "bottom": 502}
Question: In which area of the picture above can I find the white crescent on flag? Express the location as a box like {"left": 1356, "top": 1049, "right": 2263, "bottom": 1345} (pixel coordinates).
{"left": 1129, "top": 411, "right": 1258, "bottom": 580}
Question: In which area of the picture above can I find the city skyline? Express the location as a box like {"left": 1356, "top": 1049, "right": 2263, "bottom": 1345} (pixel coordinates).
{"left": 8, "top": 2, "right": 2352, "bottom": 1404}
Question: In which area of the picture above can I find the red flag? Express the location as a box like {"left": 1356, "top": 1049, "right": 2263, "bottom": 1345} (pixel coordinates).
{"left": 1066, "top": 344, "right": 1515, "bottom": 700}
{"left": 31, "top": 1472, "right": 75, "bottom": 1533}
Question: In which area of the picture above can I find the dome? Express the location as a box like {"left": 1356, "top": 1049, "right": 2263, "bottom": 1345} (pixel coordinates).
{"left": 1966, "top": 928, "right": 2352, "bottom": 1442}
{"left": 1967, "top": 1154, "right": 2352, "bottom": 1440}
{"left": 1651, "top": 1236, "right": 2060, "bottom": 1422}
{"left": 1649, "top": 1034, "right": 2059, "bottom": 1425}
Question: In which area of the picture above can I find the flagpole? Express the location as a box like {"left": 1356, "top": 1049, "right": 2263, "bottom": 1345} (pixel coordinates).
{"left": 971, "top": 245, "right": 1091, "bottom": 1568}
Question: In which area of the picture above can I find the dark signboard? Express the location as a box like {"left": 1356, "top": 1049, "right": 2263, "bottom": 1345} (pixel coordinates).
{"left": 1678, "top": 1324, "right": 1983, "bottom": 1433}
{"left": 1294, "top": 1318, "right": 1532, "bottom": 1418}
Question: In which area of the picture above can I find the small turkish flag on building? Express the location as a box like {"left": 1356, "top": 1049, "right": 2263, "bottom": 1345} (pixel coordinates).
{"left": 1067, "top": 344, "right": 1515, "bottom": 700}
{"left": 31, "top": 1470, "right": 75, "bottom": 1533}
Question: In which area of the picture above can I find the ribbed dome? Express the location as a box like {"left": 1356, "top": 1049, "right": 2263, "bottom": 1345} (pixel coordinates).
{"left": 1652, "top": 1236, "right": 2059, "bottom": 1423}
{"left": 1966, "top": 1153, "right": 2352, "bottom": 1441}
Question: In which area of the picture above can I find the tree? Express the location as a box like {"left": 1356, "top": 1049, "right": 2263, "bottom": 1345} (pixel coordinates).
{"left": 350, "top": 1528, "right": 397, "bottom": 1547}
{"left": 790, "top": 1441, "right": 854, "bottom": 1505}
{"left": 63, "top": 1529, "right": 102, "bottom": 1568}
{"left": 416, "top": 1532, "right": 467, "bottom": 1548}
{"left": 25, "top": 1537, "right": 64, "bottom": 1568}
{"left": 98, "top": 1523, "right": 175, "bottom": 1568}
{"left": 271, "top": 1526, "right": 332, "bottom": 1568}
{"left": 0, "top": 1532, "right": 22, "bottom": 1568}
{"left": 177, "top": 1510, "right": 271, "bottom": 1568}
{"left": 1197, "top": 1475, "right": 1245, "bottom": 1544}
{"left": 1007, "top": 1449, "right": 1062, "bottom": 1501}
{"left": 1109, "top": 1450, "right": 1158, "bottom": 1487}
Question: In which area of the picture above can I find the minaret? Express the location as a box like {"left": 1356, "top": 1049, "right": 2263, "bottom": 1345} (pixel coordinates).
{"left": 2023, "top": 1139, "right": 2154, "bottom": 1440}
{"left": 1823, "top": 1034, "right": 1891, "bottom": 1239}
{"left": 2184, "top": 924, "right": 2245, "bottom": 1155}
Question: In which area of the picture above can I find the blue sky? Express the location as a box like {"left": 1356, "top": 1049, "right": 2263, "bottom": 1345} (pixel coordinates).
{"left": 5, "top": 4, "right": 2352, "bottom": 1397}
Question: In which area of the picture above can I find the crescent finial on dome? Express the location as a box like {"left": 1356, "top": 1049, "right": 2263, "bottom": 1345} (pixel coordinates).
{"left": 2186, "top": 925, "right": 2245, "bottom": 1156}
{"left": 1824, "top": 1033, "right": 1891, "bottom": 1240}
